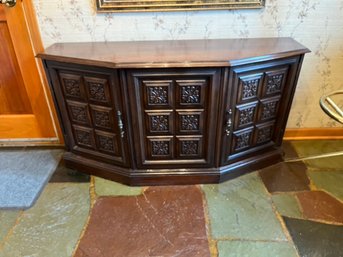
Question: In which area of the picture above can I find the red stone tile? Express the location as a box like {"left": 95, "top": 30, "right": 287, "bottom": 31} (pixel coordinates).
{"left": 297, "top": 191, "right": 343, "bottom": 224}
{"left": 259, "top": 162, "right": 310, "bottom": 193}
{"left": 74, "top": 186, "right": 210, "bottom": 257}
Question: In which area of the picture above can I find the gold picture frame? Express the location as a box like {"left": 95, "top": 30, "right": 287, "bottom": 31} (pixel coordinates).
{"left": 96, "top": 0, "right": 265, "bottom": 13}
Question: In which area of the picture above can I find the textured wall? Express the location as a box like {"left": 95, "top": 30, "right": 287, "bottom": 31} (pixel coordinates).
{"left": 33, "top": 0, "right": 343, "bottom": 128}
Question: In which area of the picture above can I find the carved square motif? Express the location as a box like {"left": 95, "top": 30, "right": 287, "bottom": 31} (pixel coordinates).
{"left": 176, "top": 80, "right": 207, "bottom": 107}
{"left": 259, "top": 97, "right": 280, "bottom": 121}
{"left": 90, "top": 105, "right": 114, "bottom": 130}
{"left": 180, "top": 114, "right": 200, "bottom": 131}
{"left": 149, "top": 115, "right": 169, "bottom": 132}
{"left": 59, "top": 73, "right": 85, "bottom": 100}
{"left": 255, "top": 123, "right": 274, "bottom": 145}
{"left": 232, "top": 129, "right": 253, "bottom": 153}
{"left": 73, "top": 125, "right": 95, "bottom": 149}
{"left": 143, "top": 80, "right": 172, "bottom": 108}
{"left": 235, "top": 103, "right": 257, "bottom": 129}
{"left": 148, "top": 138, "right": 173, "bottom": 159}
{"left": 66, "top": 101, "right": 90, "bottom": 126}
{"left": 95, "top": 131, "right": 118, "bottom": 155}
{"left": 263, "top": 68, "right": 288, "bottom": 97}
{"left": 237, "top": 74, "right": 262, "bottom": 103}
{"left": 181, "top": 140, "right": 199, "bottom": 156}
{"left": 84, "top": 76, "right": 111, "bottom": 105}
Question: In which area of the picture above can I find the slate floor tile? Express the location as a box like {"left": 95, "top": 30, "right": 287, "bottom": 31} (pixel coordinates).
{"left": 49, "top": 159, "right": 90, "bottom": 183}
{"left": 291, "top": 140, "right": 343, "bottom": 157}
{"left": 94, "top": 176, "right": 142, "bottom": 196}
{"left": 308, "top": 170, "right": 343, "bottom": 201}
{"left": 282, "top": 141, "right": 299, "bottom": 160}
{"left": 259, "top": 162, "right": 310, "bottom": 193}
{"left": 283, "top": 217, "right": 343, "bottom": 257}
{"left": 271, "top": 194, "right": 303, "bottom": 219}
{"left": 0, "top": 211, "right": 20, "bottom": 242}
{"left": 291, "top": 140, "right": 343, "bottom": 170}
{"left": 0, "top": 183, "right": 90, "bottom": 257}
{"left": 296, "top": 191, "right": 343, "bottom": 224}
{"left": 304, "top": 155, "right": 343, "bottom": 171}
{"left": 217, "top": 240, "right": 298, "bottom": 257}
{"left": 202, "top": 173, "right": 287, "bottom": 241}
{"left": 74, "top": 186, "right": 210, "bottom": 257}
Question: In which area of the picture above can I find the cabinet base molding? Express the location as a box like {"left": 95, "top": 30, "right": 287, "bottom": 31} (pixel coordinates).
{"left": 284, "top": 128, "right": 343, "bottom": 140}
{"left": 64, "top": 149, "right": 282, "bottom": 186}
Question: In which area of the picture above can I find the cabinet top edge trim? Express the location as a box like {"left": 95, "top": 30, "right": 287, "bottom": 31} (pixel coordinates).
{"left": 38, "top": 38, "right": 310, "bottom": 69}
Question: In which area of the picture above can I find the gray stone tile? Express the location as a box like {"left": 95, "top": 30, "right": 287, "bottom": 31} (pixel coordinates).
{"left": 218, "top": 240, "right": 298, "bottom": 257}
{"left": 272, "top": 194, "right": 303, "bottom": 219}
{"left": 94, "top": 177, "right": 142, "bottom": 196}
{"left": 202, "top": 173, "right": 287, "bottom": 241}
{"left": 0, "top": 211, "right": 20, "bottom": 242}
{"left": 291, "top": 140, "right": 343, "bottom": 158}
{"left": 0, "top": 183, "right": 90, "bottom": 257}
{"left": 308, "top": 170, "right": 343, "bottom": 201}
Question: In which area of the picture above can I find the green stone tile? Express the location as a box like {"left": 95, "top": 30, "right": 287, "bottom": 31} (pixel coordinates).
{"left": 290, "top": 140, "right": 343, "bottom": 170}
{"left": 94, "top": 177, "right": 142, "bottom": 196}
{"left": 291, "top": 140, "right": 343, "bottom": 158}
{"left": 0, "top": 211, "right": 20, "bottom": 242}
{"left": 218, "top": 241, "right": 298, "bottom": 257}
{"left": 304, "top": 156, "right": 343, "bottom": 171}
{"left": 272, "top": 194, "right": 303, "bottom": 219}
{"left": 202, "top": 173, "right": 287, "bottom": 241}
{"left": 308, "top": 171, "right": 343, "bottom": 201}
{"left": 0, "top": 183, "right": 90, "bottom": 257}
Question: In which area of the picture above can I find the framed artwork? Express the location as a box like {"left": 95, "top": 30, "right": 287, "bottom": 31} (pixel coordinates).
{"left": 96, "top": 0, "right": 265, "bottom": 12}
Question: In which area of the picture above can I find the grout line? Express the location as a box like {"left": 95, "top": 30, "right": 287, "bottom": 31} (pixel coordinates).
{"left": 71, "top": 176, "right": 97, "bottom": 257}
{"left": 198, "top": 185, "right": 218, "bottom": 257}
{"left": 0, "top": 211, "right": 24, "bottom": 252}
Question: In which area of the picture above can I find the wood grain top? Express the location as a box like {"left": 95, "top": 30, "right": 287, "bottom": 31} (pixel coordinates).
{"left": 38, "top": 38, "right": 310, "bottom": 68}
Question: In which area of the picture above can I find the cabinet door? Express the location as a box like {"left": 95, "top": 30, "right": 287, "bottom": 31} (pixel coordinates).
{"left": 46, "top": 61, "right": 129, "bottom": 167}
{"left": 221, "top": 57, "right": 302, "bottom": 165}
{"left": 127, "top": 68, "right": 220, "bottom": 169}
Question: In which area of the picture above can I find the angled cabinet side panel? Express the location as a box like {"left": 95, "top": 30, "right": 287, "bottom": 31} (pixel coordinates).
{"left": 44, "top": 61, "right": 130, "bottom": 167}
{"left": 220, "top": 56, "right": 302, "bottom": 166}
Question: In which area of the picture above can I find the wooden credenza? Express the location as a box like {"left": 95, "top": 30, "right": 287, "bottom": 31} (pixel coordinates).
{"left": 39, "top": 38, "right": 309, "bottom": 185}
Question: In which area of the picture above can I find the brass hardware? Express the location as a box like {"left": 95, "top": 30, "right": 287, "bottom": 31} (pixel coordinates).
{"left": 117, "top": 110, "right": 125, "bottom": 138}
{"left": 225, "top": 109, "right": 232, "bottom": 136}
{"left": 0, "top": 0, "right": 16, "bottom": 7}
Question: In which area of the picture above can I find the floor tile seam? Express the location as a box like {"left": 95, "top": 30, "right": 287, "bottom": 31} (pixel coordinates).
{"left": 198, "top": 185, "right": 218, "bottom": 257}
{"left": 0, "top": 210, "right": 24, "bottom": 252}
{"left": 256, "top": 173, "right": 297, "bottom": 249}
{"left": 71, "top": 177, "right": 96, "bottom": 257}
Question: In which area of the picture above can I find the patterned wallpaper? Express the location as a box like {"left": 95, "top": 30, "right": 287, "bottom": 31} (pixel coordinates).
{"left": 33, "top": 0, "right": 343, "bottom": 128}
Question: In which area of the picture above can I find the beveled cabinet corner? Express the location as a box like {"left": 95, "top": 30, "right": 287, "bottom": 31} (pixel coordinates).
{"left": 39, "top": 38, "right": 309, "bottom": 186}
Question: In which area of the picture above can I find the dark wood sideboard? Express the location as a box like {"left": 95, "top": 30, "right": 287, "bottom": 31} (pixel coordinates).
{"left": 39, "top": 38, "right": 310, "bottom": 186}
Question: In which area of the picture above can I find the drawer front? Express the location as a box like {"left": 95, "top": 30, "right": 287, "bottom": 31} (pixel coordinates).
{"left": 46, "top": 61, "right": 129, "bottom": 167}
{"left": 127, "top": 68, "right": 221, "bottom": 169}
{"left": 221, "top": 57, "right": 301, "bottom": 164}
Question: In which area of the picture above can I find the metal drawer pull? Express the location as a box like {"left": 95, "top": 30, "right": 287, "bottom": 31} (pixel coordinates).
{"left": 117, "top": 110, "right": 125, "bottom": 138}
{"left": 225, "top": 109, "right": 232, "bottom": 136}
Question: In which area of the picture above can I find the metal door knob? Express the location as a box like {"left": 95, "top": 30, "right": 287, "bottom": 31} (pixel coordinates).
{"left": 0, "top": 0, "right": 16, "bottom": 7}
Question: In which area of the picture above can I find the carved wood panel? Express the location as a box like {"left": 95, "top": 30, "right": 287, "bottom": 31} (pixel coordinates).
{"left": 222, "top": 58, "right": 299, "bottom": 163}
{"left": 50, "top": 64, "right": 128, "bottom": 166}
{"left": 128, "top": 69, "right": 220, "bottom": 167}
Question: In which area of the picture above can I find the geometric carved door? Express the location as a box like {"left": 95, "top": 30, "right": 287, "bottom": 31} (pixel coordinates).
{"left": 127, "top": 68, "right": 221, "bottom": 169}
{"left": 221, "top": 57, "right": 300, "bottom": 165}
